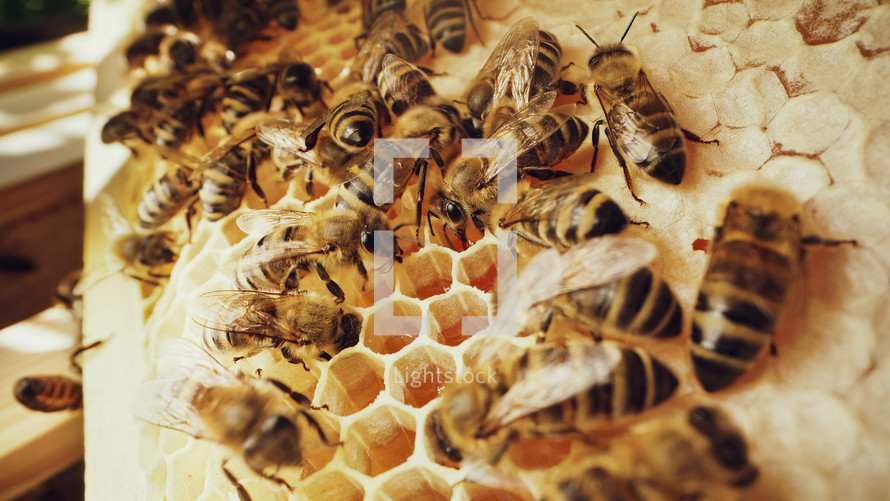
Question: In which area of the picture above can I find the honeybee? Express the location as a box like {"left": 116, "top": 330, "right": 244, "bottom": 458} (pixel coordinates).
{"left": 54, "top": 269, "right": 84, "bottom": 318}
{"left": 542, "top": 406, "right": 759, "bottom": 501}
{"left": 362, "top": 0, "right": 406, "bottom": 28}
{"left": 199, "top": 143, "right": 262, "bottom": 222}
{"left": 233, "top": 207, "right": 398, "bottom": 301}
{"left": 133, "top": 339, "right": 338, "bottom": 499}
{"left": 190, "top": 289, "right": 362, "bottom": 365}
{"left": 124, "top": 28, "right": 169, "bottom": 69}
{"left": 689, "top": 185, "right": 856, "bottom": 392}
{"left": 430, "top": 338, "right": 679, "bottom": 465}
{"left": 137, "top": 163, "right": 201, "bottom": 229}
{"left": 357, "top": 10, "right": 429, "bottom": 80}
{"left": 428, "top": 91, "right": 587, "bottom": 244}
{"left": 97, "top": 194, "right": 182, "bottom": 285}
{"left": 464, "top": 18, "right": 569, "bottom": 128}
{"left": 577, "top": 13, "right": 715, "bottom": 204}
{"left": 266, "top": 0, "right": 300, "bottom": 30}
{"left": 14, "top": 376, "right": 82, "bottom": 413}
{"left": 495, "top": 173, "right": 629, "bottom": 248}
{"left": 420, "top": 0, "right": 487, "bottom": 53}
{"left": 497, "top": 235, "right": 682, "bottom": 339}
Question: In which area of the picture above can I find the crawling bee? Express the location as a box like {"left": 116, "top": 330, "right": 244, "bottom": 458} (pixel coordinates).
{"left": 54, "top": 269, "right": 84, "bottom": 318}
{"left": 577, "top": 13, "right": 715, "bottom": 204}
{"left": 133, "top": 339, "right": 338, "bottom": 500}
{"left": 494, "top": 172, "right": 629, "bottom": 245}
{"left": 542, "top": 406, "right": 759, "bottom": 500}
{"left": 199, "top": 144, "right": 264, "bottom": 222}
{"left": 499, "top": 235, "right": 682, "bottom": 339}
{"left": 428, "top": 91, "right": 587, "bottom": 245}
{"left": 233, "top": 207, "right": 399, "bottom": 301}
{"left": 97, "top": 194, "right": 182, "bottom": 286}
{"left": 691, "top": 185, "right": 854, "bottom": 392}
{"left": 420, "top": 0, "right": 487, "bottom": 54}
{"left": 430, "top": 338, "right": 679, "bottom": 465}
{"left": 190, "top": 289, "right": 362, "bottom": 366}
{"left": 362, "top": 0, "right": 406, "bottom": 28}
{"left": 14, "top": 376, "right": 82, "bottom": 412}
{"left": 137, "top": 163, "right": 201, "bottom": 229}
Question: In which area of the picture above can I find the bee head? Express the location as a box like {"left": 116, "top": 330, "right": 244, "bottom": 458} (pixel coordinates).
{"left": 587, "top": 45, "right": 642, "bottom": 88}
{"left": 429, "top": 189, "right": 468, "bottom": 236}
{"left": 113, "top": 234, "right": 144, "bottom": 263}
{"left": 441, "top": 382, "right": 493, "bottom": 438}
{"left": 466, "top": 81, "right": 495, "bottom": 120}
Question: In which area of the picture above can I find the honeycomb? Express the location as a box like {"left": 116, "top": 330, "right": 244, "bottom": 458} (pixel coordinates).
{"left": 82, "top": 0, "right": 890, "bottom": 500}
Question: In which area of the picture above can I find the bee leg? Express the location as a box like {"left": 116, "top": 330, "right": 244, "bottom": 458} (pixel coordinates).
{"left": 222, "top": 463, "right": 252, "bottom": 501}
{"left": 682, "top": 128, "right": 719, "bottom": 145}
{"left": 604, "top": 125, "right": 647, "bottom": 205}
{"left": 69, "top": 340, "right": 104, "bottom": 375}
{"left": 269, "top": 379, "right": 315, "bottom": 407}
{"left": 576, "top": 83, "right": 589, "bottom": 106}
{"left": 629, "top": 218, "right": 650, "bottom": 228}
{"left": 247, "top": 153, "right": 268, "bottom": 208}
{"left": 801, "top": 236, "right": 859, "bottom": 247}
{"left": 469, "top": 0, "right": 518, "bottom": 23}
{"left": 416, "top": 159, "right": 430, "bottom": 243}
{"left": 314, "top": 262, "right": 345, "bottom": 303}
{"left": 356, "top": 260, "right": 369, "bottom": 292}
{"left": 426, "top": 211, "right": 438, "bottom": 238}
{"left": 540, "top": 305, "right": 555, "bottom": 334}
{"left": 590, "top": 119, "right": 602, "bottom": 173}
{"left": 305, "top": 165, "right": 315, "bottom": 199}
{"left": 261, "top": 472, "right": 293, "bottom": 492}
{"left": 300, "top": 410, "right": 342, "bottom": 446}
{"left": 185, "top": 197, "right": 200, "bottom": 242}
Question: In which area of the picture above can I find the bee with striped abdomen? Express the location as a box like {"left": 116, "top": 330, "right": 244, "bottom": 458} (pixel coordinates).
{"left": 14, "top": 376, "right": 82, "bottom": 412}
{"left": 495, "top": 172, "right": 629, "bottom": 247}
{"left": 137, "top": 163, "right": 201, "bottom": 229}
{"left": 133, "top": 339, "right": 339, "bottom": 501}
{"left": 690, "top": 185, "right": 855, "bottom": 392}
{"left": 430, "top": 338, "right": 678, "bottom": 465}
{"left": 421, "top": 0, "right": 489, "bottom": 54}
{"left": 498, "top": 235, "right": 682, "bottom": 339}
{"left": 577, "top": 12, "right": 716, "bottom": 204}
{"left": 199, "top": 144, "right": 264, "bottom": 222}
{"left": 191, "top": 289, "right": 362, "bottom": 366}
{"left": 362, "top": 0, "right": 406, "bottom": 28}
{"left": 542, "top": 406, "right": 758, "bottom": 500}
{"left": 232, "top": 207, "right": 398, "bottom": 301}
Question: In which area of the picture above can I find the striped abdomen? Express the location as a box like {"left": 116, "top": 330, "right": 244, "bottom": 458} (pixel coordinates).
{"left": 692, "top": 206, "right": 801, "bottom": 392}
{"left": 137, "top": 232, "right": 179, "bottom": 269}
{"left": 386, "top": 23, "right": 429, "bottom": 62}
{"left": 516, "top": 113, "right": 589, "bottom": 169}
{"left": 377, "top": 55, "right": 435, "bottom": 116}
{"left": 363, "top": 0, "right": 405, "bottom": 27}
{"left": 138, "top": 165, "right": 200, "bottom": 228}
{"left": 200, "top": 145, "right": 251, "bottom": 221}
{"left": 425, "top": 0, "right": 467, "bottom": 53}
{"left": 151, "top": 101, "right": 201, "bottom": 148}
{"left": 511, "top": 188, "right": 628, "bottom": 248}
{"left": 605, "top": 78, "right": 685, "bottom": 184}
{"left": 506, "top": 342, "right": 678, "bottom": 432}
{"left": 328, "top": 96, "right": 381, "bottom": 150}
{"left": 234, "top": 226, "right": 306, "bottom": 292}
{"left": 14, "top": 376, "right": 82, "bottom": 412}
{"left": 556, "top": 266, "right": 683, "bottom": 338}
{"left": 531, "top": 30, "right": 562, "bottom": 94}
{"left": 221, "top": 74, "right": 273, "bottom": 132}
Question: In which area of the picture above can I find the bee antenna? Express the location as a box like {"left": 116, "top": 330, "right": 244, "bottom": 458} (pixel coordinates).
{"left": 620, "top": 11, "right": 640, "bottom": 43}
{"left": 575, "top": 25, "right": 599, "bottom": 47}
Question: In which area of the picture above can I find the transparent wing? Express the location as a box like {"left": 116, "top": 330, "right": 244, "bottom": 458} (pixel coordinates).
{"left": 256, "top": 118, "right": 310, "bottom": 154}
{"left": 596, "top": 75, "right": 671, "bottom": 166}
{"left": 189, "top": 290, "right": 304, "bottom": 342}
{"left": 482, "top": 341, "right": 622, "bottom": 430}
{"left": 131, "top": 339, "right": 239, "bottom": 439}
{"left": 491, "top": 17, "right": 539, "bottom": 112}
{"left": 237, "top": 233, "right": 327, "bottom": 272}
{"left": 379, "top": 53, "right": 432, "bottom": 110}
{"left": 236, "top": 209, "right": 315, "bottom": 235}
{"left": 352, "top": 10, "right": 398, "bottom": 83}
{"left": 95, "top": 193, "right": 135, "bottom": 237}
{"left": 512, "top": 235, "right": 658, "bottom": 314}
{"left": 500, "top": 173, "right": 598, "bottom": 228}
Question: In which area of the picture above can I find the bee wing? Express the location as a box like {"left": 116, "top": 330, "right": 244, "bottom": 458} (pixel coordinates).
{"left": 558, "top": 235, "right": 658, "bottom": 293}
{"left": 481, "top": 91, "right": 563, "bottom": 183}
{"left": 189, "top": 290, "right": 304, "bottom": 342}
{"left": 236, "top": 209, "right": 315, "bottom": 235}
{"left": 482, "top": 341, "right": 622, "bottom": 429}
{"left": 491, "top": 17, "right": 540, "bottom": 112}
{"left": 95, "top": 193, "right": 135, "bottom": 237}
{"left": 237, "top": 234, "right": 327, "bottom": 273}
{"left": 131, "top": 339, "right": 238, "bottom": 439}
{"left": 500, "top": 173, "right": 597, "bottom": 227}
{"left": 256, "top": 118, "right": 311, "bottom": 154}
{"left": 596, "top": 75, "right": 673, "bottom": 166}
{"left": 352, "top": 10, "right": 398, "bottom": 82}
{"left": 379, "top": 53, "right": 432, "bottom": 110}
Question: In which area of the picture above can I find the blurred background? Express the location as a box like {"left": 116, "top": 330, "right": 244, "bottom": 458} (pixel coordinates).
{"left": 0, "top": 0, "right": 89, "bottom": 50}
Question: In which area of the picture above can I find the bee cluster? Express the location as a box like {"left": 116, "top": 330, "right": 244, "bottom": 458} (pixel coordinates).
{"left": 87, "top": 0, "right": 890, "bottom": 500}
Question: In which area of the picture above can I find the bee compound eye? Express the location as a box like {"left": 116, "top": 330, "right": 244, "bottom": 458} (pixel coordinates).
{"left": 360, "top": 231, "right": 375, "bottom": 253}
{"left": 445, "top": 201, "right": 464, "bottom": 223}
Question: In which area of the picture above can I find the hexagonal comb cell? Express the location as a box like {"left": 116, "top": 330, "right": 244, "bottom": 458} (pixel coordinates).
{"left": 396, "top": 247, "right": 454, "bottom": 300}
{"left": 315, "top": 352, "right": 385, "bottom": 415}
{"left": 455, "top": 242, "right": 499, "bottom": 292}
{"left": 363, "top": 298, "right": 423, "bottom": 355}
{"left": 389, "top": 345, "right": 457, "bottom": 408}
{"left": 373, "top": 467, "right": 451, "bottom": 501}
{"left": 428, "top": 289, "right": 490, "bottom": 346}
{"left": 298, "top": 468, "right": 364, "bottom": 501}
{"left": 343, "top": 405, "right": 416, "bottom": 476}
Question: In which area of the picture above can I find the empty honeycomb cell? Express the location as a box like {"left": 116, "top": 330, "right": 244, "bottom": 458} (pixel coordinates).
{"left": 699, "top": 3, "right": 751, "bottom": 37}
{"left": 343, "top": 405, "right": 417, "bottom": 476}
{"left": 731, "top": 19, "right": 803, "bottom": 68}
{"left": 364, "top": 298, "right": 423, "bottom": 355}
{"left": 389, "top": 345, "right": 457, "bottom": 408}
{"left": 372, "top": 467, "right": 451, "bottom": 501}
{"left": 428, "top": 289, "right": 490, "bottom": 346}
{"left": 396, "top": 247, "right": 453, "bottom": 300}
{"left": 837, "top": 55, "right": 890, "bottom": 122}
{"left": 315, "top": 352, "right": 385, "bottom": 415}
{"left": 766, "top": 92, "right": 851, "bottom": 155}
{"left": 505, "top": 436, "right": 575, "bottom": 470}
{"left": 455, "top": 242, "right": 498, "bottom": 292}
{"left": 298, "top": 468, "right": 365, "bottom": 501}
{"left": 669, "top": 46, "right": 735, "bottom": 97}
